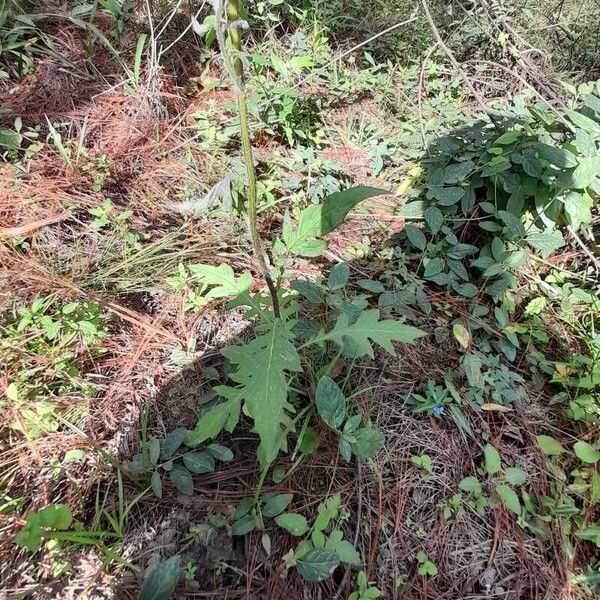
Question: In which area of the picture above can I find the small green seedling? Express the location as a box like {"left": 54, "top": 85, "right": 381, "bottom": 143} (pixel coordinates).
{"left": 411, "top": 454, "right": 433, "bottom": 474}
{"left": 349, "top": 570, "right": 381, "bottom": 600}
{"left": 416, "top": 550, "right": 438, "bottom": 577}
{"left": 280, "top": 493, "right": 362, "bottom": 582}
{"left": 16, "top": 504, "right": 73, "bottom": 552}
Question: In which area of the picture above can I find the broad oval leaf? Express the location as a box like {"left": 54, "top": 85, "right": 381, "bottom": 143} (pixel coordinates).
{"left": 231, "top": 514, "right": 257, "bottom": 536}
{"left": 316, "top": 376, "right": 347, "bottom": 430}
{"left": 169, "top": 465, "right": 194, "bottom": 495}
{"left": 483, "top": 444, "right": 501, "bottom": 475}
{"left": 262, "top": 493, "right": 293, "bottom": 518}
{"left": 275, "top": 512, "right": 309, "bottom": 536}
{"left": 536, "top": 435, "right": 566, "bottom": 456}
{"left": 138, "top": 555, "right": 181, "bottom": 600}
{"left": 148, "top": 438, "right": 160, "bottom": 465}
{"left": 504, "top": 467, "right": 526, "bottom": 486}
{"left": 404, "top": 223, "right": 427, "bottom": 250}
{"left": 206, "top": 443, "right": 234, "bottom": 462}
{"left": 325, "top": 538, "right": 361, "bottom": 565}
{"left": 183, "top": 451, "right": 215, "bottom": 474}
{"left": 328, "top": 263, "right": 350, "bottom": 291}
{"left": 151, "top": 471, "right": 163, "bottom": 498}
{"left": 496, "top": 484, "right": 521, "bottom": 515}
{"left": 296, "top": 548, "right": 340, "bottom": 582}
{"left": 351, "top": 428, "right": 384, "bottom": 459}
{"left": 160, "top": 428, "right": 186, "bottom": 460}
{"left": 573, "top": 441, "right": 600, "bottom": 464}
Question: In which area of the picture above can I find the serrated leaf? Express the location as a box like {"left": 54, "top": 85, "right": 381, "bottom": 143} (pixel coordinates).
{"left": 564, "top": 191, "right": 593, "bottom": 229}
{"left": 459, "top": 476, "right": 482, "bottom": 495}
{"left": 262, "top": 493, "right": 293, "bottom": 517}
{"left": 296, "top": 548, "right": 340, "bottom": 582}
{"left": 138, "top": 555, "right": 181, "bottom": 600}
{"left": 496, "top": 484, "right": 521, "bottom": 514}
{"left": 463, "top": 353, "right": 483, "bottom": 387}
{"left": 575, "top": 524, "right": 600, "bottom": 546}
{"left": 484, "top": 444, "right": 501, "bottom": 475}
{"left": 526, "top": 231, "right": 564, "bottom": 259}
{"left": 275, "top": 512, "right": 309, "bottom": 536}
{"left": 573, "top": 441, "right": 600, "bottom": 464}
{"left": 316, "top": 377, "right": 347, "bottom": 430}
{"left": 312, "top": 530, "right": 326, "bottom": 547}
{"left": 186, "top": 398, "right": 241, "bottom": 446}
{"left": 38, "top": 505, "right": 72, "bottom": 530}
{"left": 524, "top": 297, "right": 546, "bottom": 316}
{"left": 571, "top": 157, "right": 600, "bottom": 188}
{"left": 169, "top": 465, "right": 194, "bottom": 495}
{"left": 219, "top": 321, "right": 302, "bottom": 470}
{"left": 536, "top": 435, "right": 566, "bottom": 456}
{"left": 351, "top": 428, "right": 384, "bottom": 459}
{"left": 183, "top": 451, "right": 215, "bottom": 474}
{"left": 325, "top": 538, "right": 361, "bottom": 565}
{"left": 307, "top": 309, "right": 425, "bottom": 358}
{"left": 504, "top": 467, "right": 526, "bottom": 486}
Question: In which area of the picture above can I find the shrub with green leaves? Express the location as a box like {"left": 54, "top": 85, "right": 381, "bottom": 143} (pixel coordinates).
{"left": 400, "top": 86, "right": 600, "bottom": 300}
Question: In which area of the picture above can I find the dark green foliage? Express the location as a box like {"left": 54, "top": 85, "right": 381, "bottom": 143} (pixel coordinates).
{"left": 400, "top": 90, "right": 600, "bottom": 301}
{"left": 126, "top": 431, "right": 233, "bottom": 497}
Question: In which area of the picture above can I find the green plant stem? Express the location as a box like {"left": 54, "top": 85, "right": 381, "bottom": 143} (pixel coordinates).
{"left": 237, "top": 89, "right": 281, "bottom": 317}
{"left": 218, "top": 0, "right": 281, "bottom": 317}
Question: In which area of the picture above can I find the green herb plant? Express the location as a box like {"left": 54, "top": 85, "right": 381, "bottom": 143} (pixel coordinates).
{"left": 144, "top": 1, "right": 425, "bottom": 584}
{"left": 15, "top": 504, "right": 115, "bottom": 553}
{"left": 126, "top": 429, "right": 234, "bottom": 497}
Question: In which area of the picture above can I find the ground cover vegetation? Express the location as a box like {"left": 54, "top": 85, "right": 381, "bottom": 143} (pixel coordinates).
{"left": 1, "top": 0, "right": 599, "bottom": 598}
